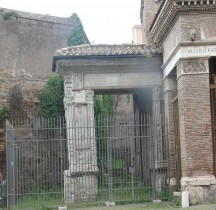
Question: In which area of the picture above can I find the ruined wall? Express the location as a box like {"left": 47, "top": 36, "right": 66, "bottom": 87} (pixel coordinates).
{"left": 0, "top": 8, "right": 77, "bottom": 77}
{"left": 0, "top": 8, "right": 80, "bottom": 179}
{"left": 0, "top": 8, "right": 79, "bottom": 107}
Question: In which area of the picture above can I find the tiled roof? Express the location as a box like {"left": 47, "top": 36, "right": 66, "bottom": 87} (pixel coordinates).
{"left": 54, "top": 44, "right": 160, "bottom": 57}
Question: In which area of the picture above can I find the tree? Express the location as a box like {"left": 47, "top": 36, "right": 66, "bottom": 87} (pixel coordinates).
{"left": 68, "top": 13, "right": 86, "bottom": 46}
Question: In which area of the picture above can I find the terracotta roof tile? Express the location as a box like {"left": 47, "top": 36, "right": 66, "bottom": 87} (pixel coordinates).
{"left": 54, "top": 44, "right": 160, "bottom": 57}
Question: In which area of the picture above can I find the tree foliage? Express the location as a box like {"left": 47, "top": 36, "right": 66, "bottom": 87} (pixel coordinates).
{"left": 39, "top": 76, "right": 114, "bottom": 118}
{"left": 38, "top": 76, "right": 64, "bottom": 118}
{"left": 0, "top": 106, "right": 9, "bottom": 124}
{"left": 94, "top": 95, "right": 114, "bottom": 116}
{"left": 68, "top": 13, "right": 86, "bottom": 46}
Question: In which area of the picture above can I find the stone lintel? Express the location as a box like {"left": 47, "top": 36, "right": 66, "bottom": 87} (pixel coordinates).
{"left": 63, "top": 71, "right": 162, "bottom": 91}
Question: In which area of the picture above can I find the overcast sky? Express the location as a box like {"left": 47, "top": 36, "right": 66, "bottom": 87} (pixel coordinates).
{"left": 0, "top": 0, "right": 141, "bottom": 44}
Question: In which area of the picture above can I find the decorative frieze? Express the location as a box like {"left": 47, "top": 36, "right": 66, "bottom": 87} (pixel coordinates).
{"left": 175, "top": 0, "right": 216, "bottom": 6}
{"left": 183, "top": 61, "right": 207, "bottom": 74}
{"left": 177, "top": 59, "right": 208, "bottom": 78}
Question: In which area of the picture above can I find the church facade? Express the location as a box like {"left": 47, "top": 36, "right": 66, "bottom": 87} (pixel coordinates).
{"left": 141, "top": 0, "right": 216, "bottom": 203}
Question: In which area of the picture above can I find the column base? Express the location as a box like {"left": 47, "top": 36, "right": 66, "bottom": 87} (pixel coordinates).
{"left": 64, "top": 170, "right": 98, "bottom": 204}
{"left": 181, "top": 176, "right": 216, "bottom": 205}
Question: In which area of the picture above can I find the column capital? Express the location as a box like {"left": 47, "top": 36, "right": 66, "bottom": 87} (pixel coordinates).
{"left": 176, "top": 58, "right": 209, "bottom": 79}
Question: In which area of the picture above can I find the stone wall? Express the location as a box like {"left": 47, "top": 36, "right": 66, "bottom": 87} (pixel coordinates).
{"left": 0, "top": 8, "right": 80, "bottom": 110}
{"left": 0, "top": 8, "right": 77, "bottom": 77}
{"left": 0, "top": 8, "right": 83, "bottom": 180}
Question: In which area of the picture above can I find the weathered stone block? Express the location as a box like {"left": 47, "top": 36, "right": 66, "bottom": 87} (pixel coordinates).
{"left": 188, "top": 187, "right": 203, "bottom": 205}
{"left": 64, "top": 170, "right": 98, "bottom": 204}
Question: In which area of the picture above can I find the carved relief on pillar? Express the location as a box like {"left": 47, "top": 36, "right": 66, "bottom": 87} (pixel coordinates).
{"left": 86, "top": 90, "right": 94, "bottom": 103}
{"left": 64, "top": 89, "right": 94, "bottom": 109}
{"left": 64, "top": 84, "right": 74, "bottom": 111}
{"left": 64, "top": 71, "right": 73, "bottom": 84}
{"left": 73, "top": 72, "right": 83, "bottom": 90}
{"left": 152, "top": 86, "right": 163, "bottom": 163}
{"left": 63, "top": 71, "right": 84, "bottom": 90}
{"left": 177, "top": 59, "right": 209, "bottom": 78}
{"left": 61, "top": 72, "right": 98, "bottom": 203}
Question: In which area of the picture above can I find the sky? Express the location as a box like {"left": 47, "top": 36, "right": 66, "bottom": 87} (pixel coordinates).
{"left": 0, "top": 0, "right": 141, "bottom": 44}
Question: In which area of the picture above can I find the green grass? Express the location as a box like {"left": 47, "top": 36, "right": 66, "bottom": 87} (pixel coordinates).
{"left": 10, "top": 175, "right": 169, "bottom": 209}
{"left": 12, "top": 192, "right": 63, "bottom": 209}
{"left": 13, "top": 187, "right": 168, "bottom": 209}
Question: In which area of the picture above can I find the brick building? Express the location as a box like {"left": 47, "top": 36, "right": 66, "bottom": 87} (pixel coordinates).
{"left": 141, "top": 0, "right": 216, "bottom": 203}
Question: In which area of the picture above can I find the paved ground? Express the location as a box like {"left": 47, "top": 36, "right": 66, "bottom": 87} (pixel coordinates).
{"left": 71, "top": 203, "right": 216, "bottom": 210}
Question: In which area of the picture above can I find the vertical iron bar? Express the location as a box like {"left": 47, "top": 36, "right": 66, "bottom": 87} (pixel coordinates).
{"left": 130, "top": 114, "right": 135, "bottom": 201}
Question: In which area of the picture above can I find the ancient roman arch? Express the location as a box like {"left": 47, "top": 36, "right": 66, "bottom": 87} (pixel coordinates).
{"left": 52, "top": 44, "right": 165, "bottom": 203}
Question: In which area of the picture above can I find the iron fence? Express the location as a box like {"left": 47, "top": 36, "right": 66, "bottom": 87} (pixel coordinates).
{"left": 6, "top": 114, "right": 169, "bottom": 209}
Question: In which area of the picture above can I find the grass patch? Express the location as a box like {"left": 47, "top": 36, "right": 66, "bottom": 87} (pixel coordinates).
{"left": 13, "top": 192, "right": 63, "bottom": 209}
{"left": 10, "top": 176, "right": 169, "bottom": 209}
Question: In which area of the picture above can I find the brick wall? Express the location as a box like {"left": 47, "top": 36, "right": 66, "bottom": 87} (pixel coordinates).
{"left": 141, "top": 0, "right": 161, "bottom": 45}
{"left": 177, "top": 60, "right": 213, "bottom": 177}
{"left": 163, "top": 19, "right": 181, "bottom": 62}
{"left": 163, "top": 13, "right": 216, "bottom": 63}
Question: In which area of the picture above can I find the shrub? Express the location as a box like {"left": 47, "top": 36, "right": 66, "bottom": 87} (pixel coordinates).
{"left": 0, "top": 106, "right": 9, "bottom": 124}
{"left": 38, "top": 76, "right": 64, "bottom": 118}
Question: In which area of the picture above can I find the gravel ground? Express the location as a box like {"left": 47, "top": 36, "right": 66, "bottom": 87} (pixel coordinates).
{"left": 70, "top": 203, "right": 216, "bottom": 210}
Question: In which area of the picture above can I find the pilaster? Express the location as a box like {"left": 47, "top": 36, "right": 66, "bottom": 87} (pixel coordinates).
{"left": 151, "top": 86, "right": 167, "bottom": 192}
{"left": 63, "top": 72, "right": 98, "bottom": 203}
{"left": 163, "top": 76, "right": 178, "bottom": 189}
{"left": 176, "top": 58, "right": 215, "bottom": 202}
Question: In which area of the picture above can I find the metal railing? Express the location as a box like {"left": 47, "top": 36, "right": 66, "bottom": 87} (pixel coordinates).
{"left": 6, "top": 114, "right": 169, "bottom": 209}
